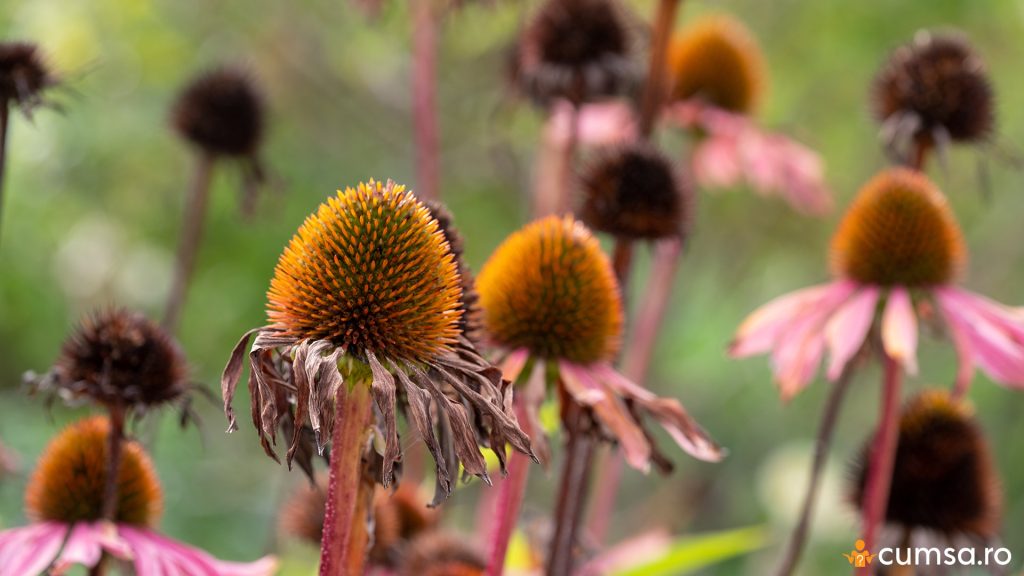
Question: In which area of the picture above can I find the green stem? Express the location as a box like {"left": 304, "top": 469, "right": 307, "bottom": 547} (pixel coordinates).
{"left": 163, "top": 153, "right": 215, "bottom": 334}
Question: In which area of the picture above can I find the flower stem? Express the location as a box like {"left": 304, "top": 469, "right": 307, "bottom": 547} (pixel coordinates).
{"left": 412, "top": 0, "right": 440, "bottom": 203}
{"left": 774, "top": 363, "right": 857, "bottom": 576}
{"left": 0, "top": 100, "right": 9, "bottom": 246}
{"left": 163, "top": 153, "right": 215, "bottom": 334}
{"left": 909, "top": 141, "right": 930, "bottom": 171}
{"left": 533, "top": 105, "right": 578, "bottom": 218}
{"left": 319, "top": 381, "right": 375, "bottom": 576}
{"left": 860, "top": 354, "right": 903, "bottom": 571}
{"left": 101, "top": 404, "right": 126, "bottom": 522}
{"left": 637, "top": 0, "right": 681, "bottom": 139}
{"left": 546, "top": 402, "right": 596, "bottom": 576}
{"left": 486, "top": 401, "right": 533, "bottom": 576}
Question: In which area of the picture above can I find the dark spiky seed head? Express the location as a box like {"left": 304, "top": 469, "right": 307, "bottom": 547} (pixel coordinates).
{"left": 267, "top": 180, "right": 462, "bottom": 364}
{"left": 831, "top": 168, "right": 965, "bottom": 287}
{"left": 278, "top": 477, "right": 327, "bottom": 546}
{"left": 477, "top": 215, "right": 623, "bottom": 363}
{"left": 52, "top": 309, "right": 189, "bottom": 408}
{"left": 873, "top": 32, "right": 993, "bottom": 145}
{"left": 668, "top": 15, "right": 765, "bottom": 114}
{"left": 424, "top": 201, "right": 482, "bottom": 341}
{"left": 399, "top": 532, "right": 486, "bottom": 576}
{"left": 852, "top": 390, "right": 1001, "bottom": 537}
{"left": 580, "top": 144, "right": 690, "bottom": 240}
{"left": 370, "top": 483, "right": 438, "bottom": 566}
{"left": 171, "top": 67, "right": 265, "bottom": 157}
{"left": 0, "top": 42, "right": 56, "bottom": 110}
{"left": 26, "top": 417, "right": 162, "bottom": 526}
{"left": 514, "top": 0, "right": 638, "bottom": 106}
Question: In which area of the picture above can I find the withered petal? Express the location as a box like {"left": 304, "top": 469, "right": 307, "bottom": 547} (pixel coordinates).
{"left": 366, "top": 350, "right": 401, "bottom": 486}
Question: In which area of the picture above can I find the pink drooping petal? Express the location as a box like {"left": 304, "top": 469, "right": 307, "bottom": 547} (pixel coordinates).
{"left": 824, "top": 286, "right": 879, "bottom": 380}
{"left": 52, "top": 522, "right": 123, "bottom": 572}
{"left": 937, "top": 288, "right": 1024, "bottom": 388}
{"left": 118, "top": 526, "right": 278, "bottom": 576}
{"left": 881, "top": 288, "right": 919, "bottom": 375}
{"left": 577, "top": 529, "right": 672, "bottom": 576}
{"left": 558, "top": 361, "right": 651, "bottom": 472}
{"left": 0, "top": 522, "right": 68, "bottom": 576}
{"left": 767, "top": 281, "right": 858, "bottom": 399}
{"left": 692, "top": 134, "right": 743, "bottom": 189}
{"left": 547, "top": 99, "right": 636, "bottom": 147}
{"left": 730, "top": 282, "right": 845, "bottom": 358}
{"left": 500, "top": 348, "right": 531, "bottom": 384}
{"left": 593, "top": 364, "right": 723, "bottom": 462}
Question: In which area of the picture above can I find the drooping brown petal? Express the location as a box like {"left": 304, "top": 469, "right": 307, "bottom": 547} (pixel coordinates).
{"left": 558, "top": 361, "right": 651, "bottom": 471}
{"left": 595, "top": 364, "right": 724, "bottom": 462}
{"left": 309, "top": 343, "right": 344, "bottom": 453}
{"left": 248, "top": 366, "right": 279, "bottom": 462}
{"left": 366, "top": 350, "right": 401, "bottom": 486}
{"left": 221, "top": 327, "right": 262, "bottom": 432}
{"left": 395, "top": 369, "right": 452, "bottom": 506}
{"left": 288, "top": 340, "right": 312, "bottom": 470}
{"left": 414, "top": 369, "right": 490, "bottom": 485}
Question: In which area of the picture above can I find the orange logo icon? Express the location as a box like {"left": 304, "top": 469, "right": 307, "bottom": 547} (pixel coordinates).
{"left": 843, "top": 539, "right": 876, "bottom": 567}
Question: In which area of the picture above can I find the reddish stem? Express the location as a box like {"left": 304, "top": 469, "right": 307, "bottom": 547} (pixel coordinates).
{"left": 319, "top": 382, "right": 374, "bottom": 576}
{"left": 533, "top": 106, "right": 578, "bottom": 218}
{"left": 637, "top": 0, "right": 681, "bottom": 139}
{"left": 546, "top": 401, "right": 596, "bottom": 576}
{"left": 412, "top": 0, "right": 440, "bottom": 202}
{"left": 909, "top": 140, "right": 930, "bottom": 172}
{"left": 859, "top": 355, "right": 903, "bottom": 573}
{"left": 0, "top": 100, "right": 8, "bottom": 246}
{"left": 486, "top": 401, "right": 534, "bottom": 576}
{"left": 163, "top": 153, "right": 215, "bottom": 334}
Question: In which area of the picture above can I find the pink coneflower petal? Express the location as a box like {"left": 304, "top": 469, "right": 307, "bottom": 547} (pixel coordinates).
{"left": 881, "top": 288, "right": 919, "bottom": 375}
{"left": 594, "top": 364, "right": 723, "bottom": 462}
{"left": 692, "top": 134, "right": 743, "bottom": 189}
{"left": 549, "top": 100, "right": 637, "bottom": 147}
{"left": 824, "top": 286, "right": 879, "bottom": 380}
{"left": 558, "top": 361, "right": 651, "bottom": 472}
{"left": 937, "top": 288, "right": 1024, "bottom": 388}
{"left": 52, "top": 523, "right": 113, "bottom": 571}
{"left": 118, "top": 526, "right": 278, "bottom": 576}
{"left": 500, "top": 348, "right": 531, "bottom": 383}
{"left": 0, "top": 522, "right": 67, "bottom": 576}
{"left": 730, "top": 282, "right": 846, "bottom": 358}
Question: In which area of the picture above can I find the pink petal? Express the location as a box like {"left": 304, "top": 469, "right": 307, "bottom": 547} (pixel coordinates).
{"left": 824, "top": 286, "right": 879, "bottom": 380}
{"left": 0, "top": 522, "right": 68, "bottom": 576}
{"left": 118, "top": 526, "right": 278, "bottom": 576}
{"left": 546, "top": 100, "right": 635, "bottom": 147}
{"left": 730, "top": 283, "right": 840, "bottom": 358}
{"left": 937, "top": 288, "right": 1024, "bottom": 388}
{"left": 559, "top": 361, "right": 651, "bottom": 472}
{"left": 693, "top": 135, "right": 743, "bottom": 189}
{"left": 52, "top": 523, "right": 109, "bottom": 571}
{"left": 881, "top": 288, "right": 919, "bottom": 375}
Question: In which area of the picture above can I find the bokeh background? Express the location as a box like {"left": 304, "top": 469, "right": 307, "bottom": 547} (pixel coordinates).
{"left": 2, "top": 0, "right": 1024, "bottom": 574}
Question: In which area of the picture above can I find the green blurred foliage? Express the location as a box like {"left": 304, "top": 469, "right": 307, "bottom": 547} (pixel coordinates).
{"left": 2, "top": 0, "right": 1024, "bottom": 574}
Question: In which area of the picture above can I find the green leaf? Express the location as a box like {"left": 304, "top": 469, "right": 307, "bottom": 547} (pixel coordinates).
{"left": 612, "top": 526, "right": 767, "bottom": 576}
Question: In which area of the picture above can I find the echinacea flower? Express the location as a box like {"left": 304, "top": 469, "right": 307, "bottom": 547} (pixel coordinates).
{"left": 663, "top": 15, "right": 832, "bottom": 216}
{"left": 873, "top": 31, "right": 993, "bottom": 166}
{"left": 730, "top": 167, "right": 1024, "bottom": 399}
{"left": 222, "top": 180, "right": 534, "bottom": 502}
{"left": 510, "top": 0, "right": 639, "bottom": 107}
{"left": 0, "top": 417, "right": 276, "bottom": 576}
{"left": 28, "top": 308, "right": 193, "bottom": 418}
{"left": 478, "top": 215, "right": 722, "bottom": 468}
{"left": 400, "top": 532, "right": 486, "bottom": 576}
{"left": 852, "top": 390, "right": 1001, "bottom": 543}
{"left": 579, "top": 143, "right": 691, "bottom": 241}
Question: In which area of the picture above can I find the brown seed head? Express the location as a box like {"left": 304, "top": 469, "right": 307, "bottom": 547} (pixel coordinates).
{"left": 514, "top": 0, "right": 638, "bottom": 106}
{"left": 400, "top": 532, "right": 486, "bottom": 576}
{"left": 49, "top": 309, "right": 189, "bottom": 409}
{"left": 25, "top": 417, "right": 162, "bottom": 526}
{"left": 371, "top": 483, "right": 439, "bottom": 566}
{"left": 873, "top": 32, "right": 993, "bottom": 146}
{"left": 667, "top": 15, "right": 765, "bottom": 114}
{"left": 278, "top": 477, "right": 327, "bottom": 546}
{"left": 172, "top": 66, "right": 265, "bottom": 157}
{"left": 477, "top": 216, "right": 622, "bottom": 363}
{"left": 267, "top": 180, "right": 463, "bottom": 364}
{"left": 580, "top": 144, "right": 690, "bottom": 240}
{"left": 0, "top": 42, "right": 56, "bottom": 112}
{"left": 831, "top": 168, "right": 965, "bottom": 287}
{"left": 852, "top": 390, "right": 1001, "bottom": 537}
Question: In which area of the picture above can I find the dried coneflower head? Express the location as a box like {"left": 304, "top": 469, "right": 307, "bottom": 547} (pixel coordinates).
{"left": 0, "top": 41, "right": 58, "bottom": 115}
{"left": 513, "top": 0, "right": 638, "bottom": 106}
{"left": 873, "top": 31, "right": 993, "bottom": 150}
{"left": 399, "top": 532, "right": 486, "bottom": 576}
{"left": 34, "top": 309, "right": 189, "bottom": 410}
{"left": 171, "top": 67, "right": 265, "bottom": 158}
{"left": 667, "top": 15, "right": 765, "bottom": 114}
{"left": 852, "top": 390, "right": 1001, "bottom": 538}
{"left": 25, "top": 417, "right": 162, "bottom": 526}
{"left": 268, "top": 181, "right": 462, "bottom": 363}
{"left": 579, "top": 144, "right": 690, "bottom": 240}
{"left": 477, "top": 215, "right": 622, "bottom": 363}
{"left": 831, "top": 168, "right": 965, "bottom": 287}
{"left": 424, "top": 201, "right": 481, "bottom": 342}
{"left": 279, "top": 476, "right": 327, "bottom": 546}
{"left": 371, "top": 483, "right": 439, "bottom": 566}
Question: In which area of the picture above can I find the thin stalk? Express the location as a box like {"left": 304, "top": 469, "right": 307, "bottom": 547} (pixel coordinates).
{"left": 637, "top": 0, "right": 681, "bottom": 139}
{"left": 319, "top": 382, "right": 374, "bottom": 576}
{"left": 486, "top": 401, "right": 534, "bottom": 576}
{"left": 612, "top": 236, "right": 633, "bottom": 292}
{"left": 909, "top": 140, "right": 930, "bottom": 172}
{"left": 163, "top": 153, "right": 215, "bottom": 334}
{"left": 546, "top": 403, "right": 596, "bottom": 576}
{"left": 0, "top": 100, "right": 9, "bottom": 245}
{"left": 860, "top": 355, "right": 903, "bottom": 570}
{"left": 412, "top": 0, "right": 440, "bottom": 202}
{"left": 533, "top": 105, "right": 578, "bottom": 218}
{"left": 773, "top": 363, "right": 858, "bottom": 576}
{"left": 89, "top": 403, "right": 126, "bottom": 576}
